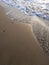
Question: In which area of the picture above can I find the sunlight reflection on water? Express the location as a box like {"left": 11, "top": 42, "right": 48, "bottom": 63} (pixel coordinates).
{"left": 0, "top": 0, "right": 49, "bottom": 21}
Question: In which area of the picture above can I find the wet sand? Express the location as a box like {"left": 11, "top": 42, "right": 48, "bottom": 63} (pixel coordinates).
{"left": 0, "top": 5, "right": 49, "bottom": 65}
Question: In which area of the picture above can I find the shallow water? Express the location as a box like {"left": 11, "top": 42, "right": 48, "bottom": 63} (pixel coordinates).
{"left": 1, "top": 6, "right": 49, "bottom": 65}
{"left": 0, "top": 0, "right": 49, "bottom": 21}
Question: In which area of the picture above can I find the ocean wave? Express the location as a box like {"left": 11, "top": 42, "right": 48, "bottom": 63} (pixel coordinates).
{"left": 0, "top": 0, "right": 49, "bottom": 21}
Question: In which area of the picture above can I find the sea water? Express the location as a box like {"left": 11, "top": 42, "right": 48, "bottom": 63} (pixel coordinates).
{"left": 0, "top": 0, "right": 49, "bottom": 21}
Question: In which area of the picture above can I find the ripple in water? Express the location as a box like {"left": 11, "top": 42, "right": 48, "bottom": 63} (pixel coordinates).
{"left": 0, "top": 0, "right": 49, "bottom": 20}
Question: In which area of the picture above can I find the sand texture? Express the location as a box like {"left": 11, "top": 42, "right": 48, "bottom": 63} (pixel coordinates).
{"left": 0, "top": 2, "right": 49, "bottom": 65}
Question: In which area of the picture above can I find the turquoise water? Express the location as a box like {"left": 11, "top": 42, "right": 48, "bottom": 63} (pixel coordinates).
{"left": 0, "top": 0, "right": 49, "bottom": 21}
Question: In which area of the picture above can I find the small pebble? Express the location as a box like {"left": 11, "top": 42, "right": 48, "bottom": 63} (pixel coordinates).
{"left": 3, "top": 30, "right": 5, "bottom": 32}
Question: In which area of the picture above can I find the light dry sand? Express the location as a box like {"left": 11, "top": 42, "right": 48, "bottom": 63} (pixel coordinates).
{"left": 0, "top": 5, "right": 49, "bottom": 65}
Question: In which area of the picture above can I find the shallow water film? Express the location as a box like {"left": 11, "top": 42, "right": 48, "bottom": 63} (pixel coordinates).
{"left": 0, "top": 0, "right": 49, "bottom": 20}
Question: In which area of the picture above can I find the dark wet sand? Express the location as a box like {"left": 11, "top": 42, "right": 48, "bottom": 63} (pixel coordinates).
{"left": 0, "top": 6, "right": 49, "bottom": 65}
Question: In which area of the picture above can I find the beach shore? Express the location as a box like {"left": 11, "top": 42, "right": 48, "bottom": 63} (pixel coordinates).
{"left": 0, "top": 2, "right": 49, "bottom": 65}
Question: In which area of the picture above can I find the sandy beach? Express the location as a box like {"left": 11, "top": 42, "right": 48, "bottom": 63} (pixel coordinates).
{"left": 0, "top": 2, "right": 49, "bottom": 65}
